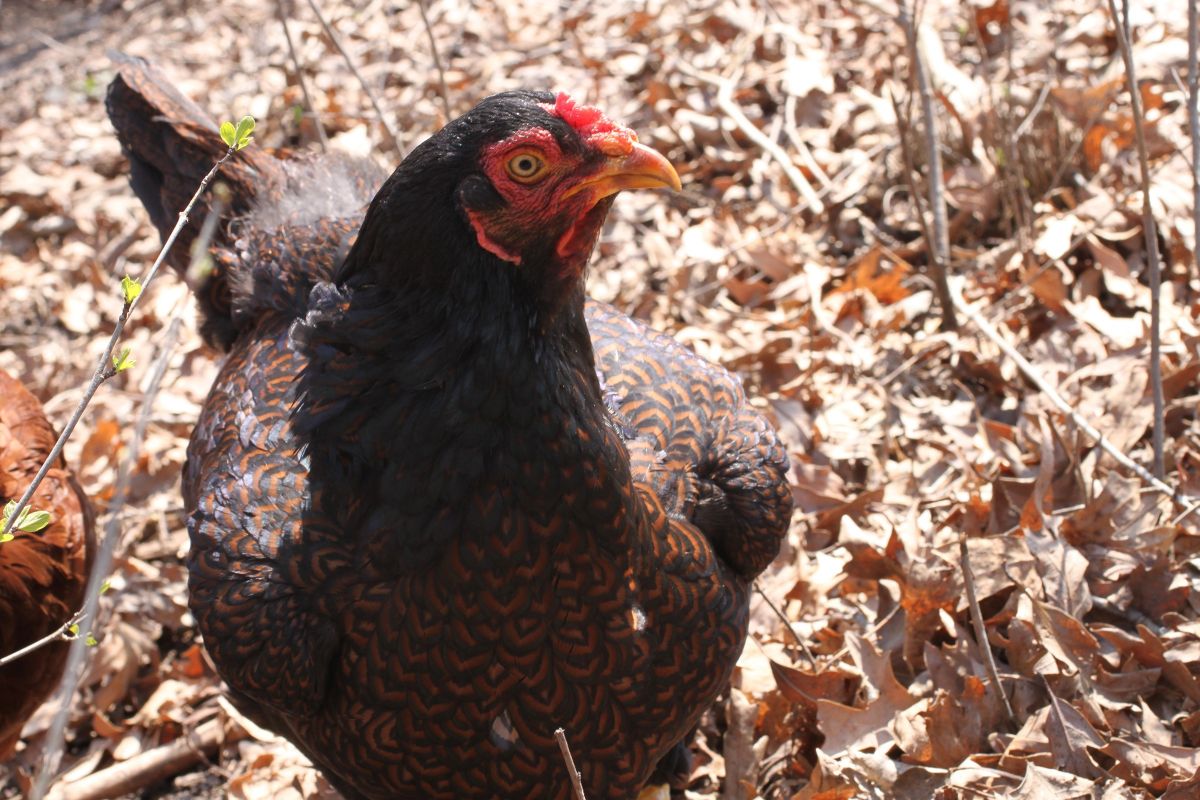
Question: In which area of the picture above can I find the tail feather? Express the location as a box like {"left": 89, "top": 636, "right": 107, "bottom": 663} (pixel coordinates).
{"left": 106, "top": 53, "right": 286, "bottom": 348}
{"left": 107, "top": 53, "right": 387, "bottom": 349}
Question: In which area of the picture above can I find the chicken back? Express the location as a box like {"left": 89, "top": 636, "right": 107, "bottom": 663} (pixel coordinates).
{"left": 108, "top": 55, "right": 792, "bottom": 799}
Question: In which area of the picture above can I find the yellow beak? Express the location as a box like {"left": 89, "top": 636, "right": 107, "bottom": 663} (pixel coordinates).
{"left": 561, "top": 142, "right": 682, "bottom": 205}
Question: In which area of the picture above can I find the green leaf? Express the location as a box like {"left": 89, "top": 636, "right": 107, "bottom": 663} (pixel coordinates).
{"left": 86, "top": 633, "right": 98, "bottom": 647}
{"left": 120, "top": 275, "right": 142, "bottom": 304}
{"left": 113, "top": 347, "right": 135, "bottom": 373}
{"left": 219, "top": 120, "right": 237, "bottom": 148}
{"left": 0, "top": 533, "right": 12, "bottom": 544}
{"left": 16, "top": 510, "right": 51, "bottom": 532}
{"left": 1, "top": 499, "right": 52, "bottom": 533}
{"left": 100, "top": 579, "right": 112, "bottom": 594}
{"left": 67, "top": 623, "right": 80, "bottom": 637}
{"left": 292, "top": 104, "right": 304, "bottom": 126}
{"left": 234, "top": 115, "right": 256, "bottom": 150}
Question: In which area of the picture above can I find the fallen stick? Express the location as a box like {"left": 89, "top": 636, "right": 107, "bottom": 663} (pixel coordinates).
{"left": 46, "top": 718, "right": 238, "bottom": 800}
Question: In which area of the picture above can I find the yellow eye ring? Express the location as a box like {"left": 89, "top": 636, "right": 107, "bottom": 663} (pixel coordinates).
{"left": 505, "top": 150, "right": 548, "bottom": 183}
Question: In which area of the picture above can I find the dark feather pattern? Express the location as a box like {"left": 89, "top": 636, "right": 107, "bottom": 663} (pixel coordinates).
{"left": 109, "top": 59, "right": 792, "bottom": 799}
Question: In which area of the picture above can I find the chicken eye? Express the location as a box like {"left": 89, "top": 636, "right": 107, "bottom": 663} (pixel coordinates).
{"left": 505, "top": 151, "right": 548, "bottom": 183}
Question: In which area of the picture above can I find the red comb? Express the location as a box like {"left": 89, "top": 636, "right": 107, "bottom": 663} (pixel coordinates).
{"left": 544, "top": 92, "right": 637, "bottom": 157}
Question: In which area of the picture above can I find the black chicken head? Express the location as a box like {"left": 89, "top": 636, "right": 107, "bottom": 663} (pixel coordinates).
{"left": 339, "top": 91, "right": 681, "bottom": 304}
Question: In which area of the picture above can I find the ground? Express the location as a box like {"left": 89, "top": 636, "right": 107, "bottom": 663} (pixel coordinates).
{"left": 2, "top": 0, "right": 1200, "bottom": 797}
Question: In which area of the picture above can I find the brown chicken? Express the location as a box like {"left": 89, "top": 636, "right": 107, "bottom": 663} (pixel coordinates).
{"left": 108, "top": 55, "right": 792, "bottom": 799}
{"left": 0, "top": 370, "right": 93, "bottom": 759}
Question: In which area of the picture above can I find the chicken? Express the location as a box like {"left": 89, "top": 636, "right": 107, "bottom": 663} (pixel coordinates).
{"left": 107, "top": 56, "right": 792, "bottom": 799}
{"left": 0, "top": 369, "right": 94, "bottom": 759}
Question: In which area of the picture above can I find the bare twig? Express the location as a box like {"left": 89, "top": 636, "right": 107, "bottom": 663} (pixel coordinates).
{"left": 899, "top": 0, "right": 957, "bottom": 331}
{"left": 754, "top": 581, "right": 817, "bottom": 667}
{"left": 0, "top": 609, "right": 84, "bottom": 668}
{"left": 302, "top": 0, "right": 403, "bottom": 158}
{"left": 416, "top": 0, "right": 452, "bottom": 120}
{"left": 677, "top": 61, "right": 824, "bottom": 214}
{"left": 0, "top": 145, "right": 235, "bottom": 550}
{"left": 958, "top": 537, "right": 1016, "bottom": 722}
{"left": 990, "top": 142, "right": 1182, "bottom": 328}
{"left": 33, "top": 312, "right": 187, "bottom": 800}
{"left": 967, "top": 1, "right": 1038, "bottom": 287}
{"left": 29, "top": 165, "right": 233, "bottom": 799}
{"left": 784, "top": 93, "right": 831, "bottom": 190}
{"left": 817, "top": 603, "right": 901, "bottom": 674}
{"left": 947, "top": 278, "right": 1185, "bottom": 507}
{"left": 554, "top": 728, "right": 588, "bottom": 800}
{"left": 1107, "top": 0, "right": 1166, "bottom": 478}
{"left": 277, "top": 0, "right": 329, "bottom": 149}
{"left": 889, "top": 88, "right": 936, "bottom": 265}
{"left": 1190, "top": 0, "right": 1200, "bottom": 284}
{"left": 0, "top": 203, "right": 226, "bottom": 681}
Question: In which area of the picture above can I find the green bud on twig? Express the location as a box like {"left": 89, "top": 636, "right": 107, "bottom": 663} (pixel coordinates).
{"left": 220, "top": 115, "right": 256, "bottom": 151}
{"left": 120, "top": 275, "right": 142, "bottom": 304}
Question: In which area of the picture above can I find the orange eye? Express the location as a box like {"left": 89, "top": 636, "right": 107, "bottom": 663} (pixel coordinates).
{"left": 505, "top": 150, "right": 548, "bottom": 183}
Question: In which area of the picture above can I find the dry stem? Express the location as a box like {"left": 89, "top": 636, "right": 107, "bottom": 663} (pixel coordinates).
{"left": 899, "top": 0, "right": 957, "bottom": 331}
{"left": 32, "top": 312, "right": 187, "bottom": 800}
{"left": 303, "top": 0, "right": 403, "bottom": 158}
{"left": 1190, "top": 0, "right": 1200, "bottom": 284}
{"left": 554, "top": 728, "right": 588, "bottom": 800}
{"left": 677, "top": 61, "right": 824, "bottom": 214}
{"left": 0, "top": 145, "right": 234, "bottom": 549}
{"left": 417, "top": 0, "right": 452, "bottom": 120}
{"left": 278, "top": 0, "right": 329, "bottom": 149}
{"left": 28, "top": 169, "right": 232, "bottom": 799}
{"left": 754, "top": 581, "right": 818, "bottom": 667}
{"left": 1107, "top": 0, "right": 1166, "bottom": 478}
{"left": 958, "top": 537, "right": 1016, "bottom": 723}
{"left": 0, "top": 609, "right": 84, "bottom": 668}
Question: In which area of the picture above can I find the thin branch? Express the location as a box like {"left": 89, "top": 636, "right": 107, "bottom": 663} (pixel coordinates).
{"left": 302, "top": 0, "right": 403, "bottom": 158}
{"left": 0, "top": 609, "right": 84, "bottom": 668}
{"left": 416, "top": 0, "right": 452, "bottom": 120}
{"left": 554, "top": 728, "right": 588, "bottom": 800}
{"left": 889, "top": 88, "right": 937, "bottom": 265}
{"left": 29, "top": 160, "right": 232, "bottom": 799}
{"left": 958, "top": 537, "right": 1016, "bottom": 723}
{"left": 1107, "top": 0, "right": 1166, "bottom": 478}
{"left": 0, "top": 145, "right": 235, "bottom": 549}
{"left": 32, "top": 312, "right": 186, "bottom": 800}
{"left": 1190, "top": 0, "right": 1200, "bottom": 285}
{"left": 754, "top": 581, "right": 817, "bottom": 667}
{"left": 676, "top": 61, "right": 825, "bottom": 214}
{"left": 900, "top": 0, "right": 957, "bottom": 331}
{"left": 947, "top": 278, "right": 1185, "bottom": 506}
{"left": 817, "top": 603, "right": 900, "bottom": 675}
{"left": 278, "top": 0, "right": 329, "bottom": 150}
